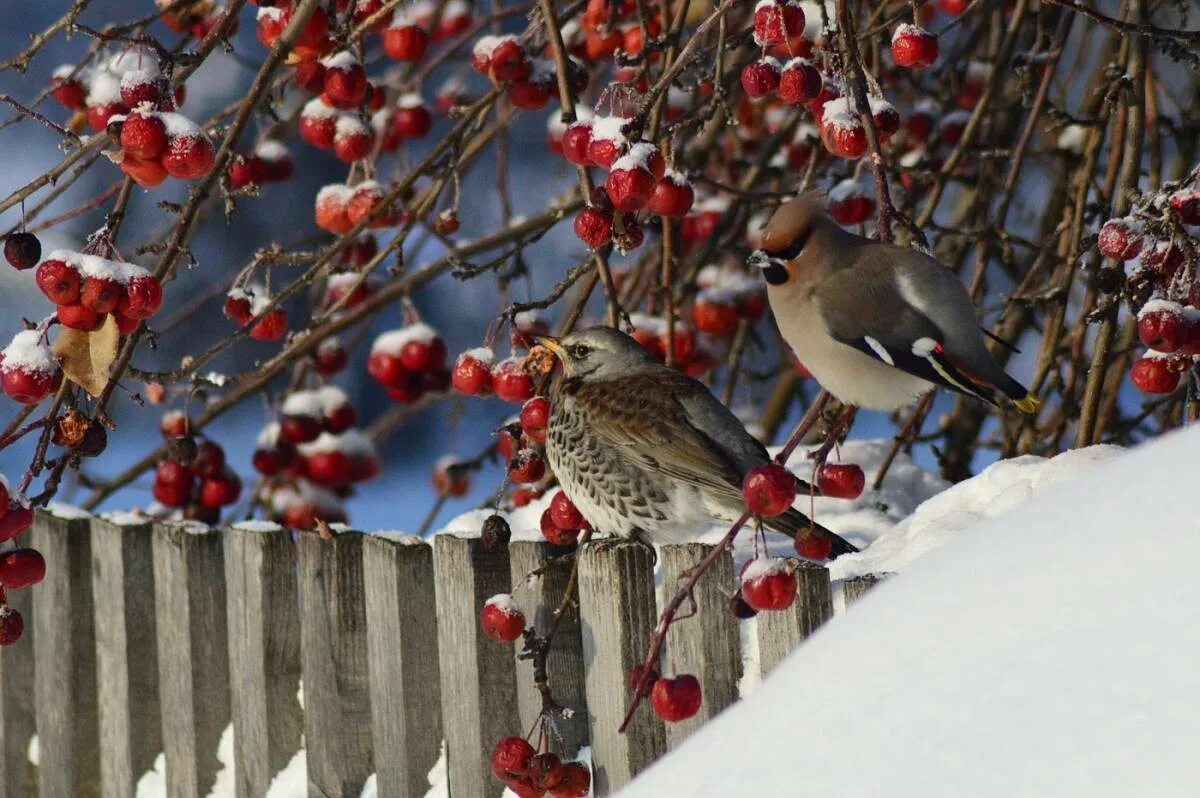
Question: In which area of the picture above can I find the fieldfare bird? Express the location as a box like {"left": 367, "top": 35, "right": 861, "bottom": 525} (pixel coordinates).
{"left": 750, "top": 196, "right": 1037, "bottom": 412}
{"left": 536, "top": 326, "right": 857, "bottom": 556}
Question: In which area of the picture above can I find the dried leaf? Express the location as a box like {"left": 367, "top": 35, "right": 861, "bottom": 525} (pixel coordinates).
{"left": 53, "top": 314, "right": 120, "bottom": 398}
{"left": 314, "top": 518, "right": 336, "bottom": 541}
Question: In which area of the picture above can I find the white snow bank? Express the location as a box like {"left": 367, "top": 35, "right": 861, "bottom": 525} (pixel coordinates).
{"left": 618, "top": 427, "right": 1200, "bottom": 798}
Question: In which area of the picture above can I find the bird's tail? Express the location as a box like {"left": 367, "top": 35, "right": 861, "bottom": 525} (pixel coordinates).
{"left": 996, "top": 373, "right": 1039, "bottom": 414}
{"left": 767, "top": 509, "right": 859, "bottom": 559}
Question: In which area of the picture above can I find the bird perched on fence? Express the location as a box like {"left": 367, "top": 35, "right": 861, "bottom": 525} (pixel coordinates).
{"left": 534, "top": 326, "right": 857, "bottom": 557}
{"left": 750, "top": 196, "right": 1038, "bottom": 413}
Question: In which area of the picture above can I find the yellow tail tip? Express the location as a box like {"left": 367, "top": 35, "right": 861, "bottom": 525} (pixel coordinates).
{"left": 1014, "top": 394, "right": 1040, "bottom": 414}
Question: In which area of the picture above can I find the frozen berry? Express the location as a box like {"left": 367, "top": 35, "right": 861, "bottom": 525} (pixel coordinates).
{"left": 480, "top": 594, "right": 525, "bottom": 643}
{"left": 520, "top": 396, "right": 551, "bottom": 443}
{"left": 1138, "top": 304, "right": 1188, "bottom": 352}
{"left": 548, "top": 490, "right": 584, "bottom": 531}
{"left": 891, "top": 24, "right": 938, "bottom": 69}
{"left": 795, "top": 533, "right": 833, "bottom": 561}
{"left": 1097, "top": 218, "right": 1143, "bottom": 261}
{"left": 508, "top": 448, "right": 546, "bottom": 484}
{"left": 574, "top": 207, "right": 613, "bottom": 248}
{"left": 0, "top": 607, "right": 24, "bottom": 646}
{"left": 36, "top": 257, "right": 82, "bottom": 304}
{"left": 1130, "top": 355, "right": 1180, "bottom": 394}
{"left": 739, "top": 557, "right": 798, "bottom": 611}
{"left": 540, "top": 508, "right": 579, "bottom": 546}
{"left": 490, "top": 735, "right": 536, "bottom": 779}
{"left": 492, "top": 357, "right": 534, "bottom": 403}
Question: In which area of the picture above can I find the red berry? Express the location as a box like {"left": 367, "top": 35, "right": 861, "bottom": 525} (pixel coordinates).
{"left": 0, "top": 503, "right": 34, "bottom": 542}
{"left": 192, "top": 439, "right": 226, "bottom": 477}
{"left": 739, "top": 557, "right": 798, "bottom": 611}
{"left": 540, "top": 508, "right": 580, "bottom": 546}
{"left": 80, "top": 275, "right": 121, "bottom": 314}
{"left": 322, "top": 54, "right": 368, "bottom": 107}
{"left": 753, "top": 1, "right": 805, "bottom": 45}
{"left": 224, "top": 293, "right": 253, "bottom": 324}
{"left": 741, "top": 59, "right": 781, "bottom": 99}
{"left": 492, "top": 357, "right": 535, "bottom": 403}
{"left": 305, "top": 450, "right": 354, "bottom": 487}
{"left": 1170, "top": 190, "right": 1200, "bottom": 225}
{"left": 871, "top": 98, "right": 901, "bottom": 142}
{"left": 300, "top": 102, "right": 337, "bottom": 148}
{"left": 368, "top": 350, "right": 408, "bottom": 387}
{"left": 480, "top": 594, "right": 525, "bottom": 643}
{"left": 795, "top": 533, "right": 832, "bottom": 561}
{"left": 280, "top": 414, "right": 323, "bottom": 444}
{"left": 119, "top": 275, "right": 164, "bottom": 320}
{"left": 312, "top": 339, "right": 348, "bottom": 375}
{"left": 549, "top": 763, "right": 590, "bottom": 797}
{"left": 0, "top": 479, "right": 8, "bottom": 511}
{"left": 1097, "top": 218, "right": 1143, "bottom": 261}
{"left": 230, "top": 154, "right": 269, "bottom": 189}
{"left": 120, "top": 111, "right": 168, "bottom": 160}
{"left": 199, "top": 469, "right": 242, "bottom": 508}
{"left": 36, "top": 258, "right": 82, "bottom": 304}
{"left": 162, "top": 130, "right": 216, "bottom": 180}
{"left": 50, "top": 71, "right": 86, "bottom": 110}
{"left": 549, "top": 491, "right": 584, "bottom": 530}
{"left": 433, "top": 459, "right": 471, "bottom": 497}
{"left": 4, "top": 233, "right": 41, "bottom": 270}
{"left": 606, "top": 164, "right": 655, "bottom": 212}
{"left": 249, "top": 308, "right": 288, "bottom": 341}
{"left": 528, "top": 752, "right": 564, "bottom": 790}
{"left": 650, "top": 674, "right": 702, "bottom": 722}
{"left": 817, "top": 463, "right": 866, "bottom": 500}
{"left": 828, "top": 180, "right": 875, "bottom": 225}
{"left": 778, "top": 58, "right": 822, "bottom": 105}
{"left": 453, "top": 350, "right": 494, "bottom": 396}
{"left": 742, "top": 463, "right": 797, "bottom": 516}
{"left": 57, "top": 302, "right": 103, "bottom": 331}
{"left": 384, "top": 24, "right": 429, "bottom": 61}
{"left": 401, "top": 336, "right": 448, "bottom": 372}
{"left": 324, "top": 402, "right": 357, "bottom": 435}
{"left": 520, "top": 397, "right": 551, "bottom": 443}
{"left": 562, "top": 121, "right": 593, "bottom": 165}
{"left": 153, "top": 460, "right": 195, "bottom": 507}
{"left": 490, "top": 735, "right": 536, "bottom": 779}
{"left": 891, "top": 24, "right": 938, "bottom": 69}
{"left": 691, "top": 294, "right": 739, "bottom": 336}
{"left": 820, "top": 99, "right": 868, "bottom": 159}
{"left": 1138, "top": 304, "right": 1188, "bottom": 352}
{"left": 938, "top": 0, "right": 968, "bottom": 13}
{"left": 333, "top": 117, "right": 373, "bottom": 162}
{"left": 574, "top": 207, "right": 614, "bottom": 248}
{"left": 1, "top": 359, "right": 58, "bottom": 405}
{"left": 508, "top": 448, "right": 546, "bottom": 484}
{"left": 1130, "top": 356, "right": 1180, "bottom": 394}
{"left": 489, "top": 39, "right": 531, "bottom": 82}
{"left": 0, "top": 607, "right": 24, "bottom": 646}
{"left": 647, "top": 174, "right": 694, "bottom": 217}
{"left": 252, "top": 445, "right": 294, "bottom": 476}
{"left": 393, "top": 96, "right": 434, "bottom": 138}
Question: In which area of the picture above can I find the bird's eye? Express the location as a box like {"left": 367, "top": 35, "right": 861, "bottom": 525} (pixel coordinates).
{"left": 570, "top": 344, "right": 590, "bottom": 358}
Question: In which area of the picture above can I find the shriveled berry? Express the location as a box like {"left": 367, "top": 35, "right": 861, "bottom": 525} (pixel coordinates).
{"left": 4, "top": 233, "right": 41, "bottom": 270}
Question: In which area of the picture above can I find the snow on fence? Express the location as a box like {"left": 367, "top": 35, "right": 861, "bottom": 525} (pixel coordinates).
{"left": 0, "top": 510, "right": 884, "bottom": 798}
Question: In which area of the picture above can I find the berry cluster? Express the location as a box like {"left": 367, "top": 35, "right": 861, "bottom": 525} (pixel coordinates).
{"left": 490, "top": 735, "right": 590, "bottom": 797}
{"left": 228, "top": 140, "right": 295, "bottom": 190}
{"left": 0, "top": 473, "right": 41, "bottom": 646}
{"left": 37, "top": 250, "right": 164, "bottom": 333}
{"left": 1099, "top": 185, "right": 1200, "bottom": 395}
{"left": 451, "top": 347, "right": 538, "bottom": 403}
{"left": 539, "top": 489, "right": 589, "bottom": 547}
{"left": 223, "top": 286, "right": 288, "bottom": 342}
{"left": 367, "top": 323, "right": 451, "bottom": 403}
{"left": 154, "top": 415, "right": 242, "bottom": 523}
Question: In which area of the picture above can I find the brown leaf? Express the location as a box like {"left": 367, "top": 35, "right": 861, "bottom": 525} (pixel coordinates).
{"left": 53, "top": 314, "right": 120, "bottom": 398}
{"left": 314, "top": 518, "right": 336, "bottom": 541}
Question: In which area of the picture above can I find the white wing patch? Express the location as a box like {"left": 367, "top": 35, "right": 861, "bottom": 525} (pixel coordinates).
{"left": 864, "top": 336, "right": 895, "bottom": 366}
{"left": 911, "top": 337, "right": 937, "bottom": 357}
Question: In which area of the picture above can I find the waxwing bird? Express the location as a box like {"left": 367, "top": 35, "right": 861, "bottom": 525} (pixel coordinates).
{"left": 750, "top": 196, "right": 1038, "bottom": 413}
{"left": 537, "top": 326, "right": 856, "bottom": 556}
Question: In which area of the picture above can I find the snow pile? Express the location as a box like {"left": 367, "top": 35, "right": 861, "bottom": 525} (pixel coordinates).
{"left": 618, "top": 427, "right": 1200, "bottom": 798}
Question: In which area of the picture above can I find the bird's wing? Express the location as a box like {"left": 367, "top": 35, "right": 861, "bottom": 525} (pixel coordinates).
{"left": 813, "top": 264, "right": 999, "bottom": 403}
{"left": 574, "top": 372, "right": 760, "bottom": 504}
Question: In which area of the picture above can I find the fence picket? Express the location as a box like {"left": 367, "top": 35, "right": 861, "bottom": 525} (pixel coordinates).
{"left": 33, "top": 508, "right": 100, "bottom": 796}
{"left": 298, "top": 529, "right": 374, "bottom": 797}
{"left": 0, "top": 573, "right": 35, "bottom": 797}
{"left": 152, "top": 521, "right": 231, "bottom": 798}
{"left": 754, "top": 560, "right": 833, "bottom": 675}
{"left": 91, "top": 515, "right": 162, "bottom": 798}
{"left": 433, "top": 533, "right": 519, "bottom": 798}
{"left": 509, "top": 540, "right": 589, "bottom": 757}
{"left": 362, "top": 534, "right": 442, "bottom": 798}
{"left": 224, "top": 522, "right": 303, "bottom": 798}
{"left": 843, "top": 573, "right": 887, "bottom": 605}
{"left": 659, "top": 544, "right": 741, "bottom": 748}
{"left": 577, "top": 541, "right": 666, "bottom": 796}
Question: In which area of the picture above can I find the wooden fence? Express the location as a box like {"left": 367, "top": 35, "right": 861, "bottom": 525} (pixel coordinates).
{"left": 0, "top": 508, "right": 884, "bottom": 798}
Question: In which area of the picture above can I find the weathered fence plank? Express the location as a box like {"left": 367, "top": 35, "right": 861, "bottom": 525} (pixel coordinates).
{"left": 362, "top": 533, "right": 442, "bottom": 798}
{"left": 433, "top": 533, "right": 519, "bottom": 798}
{"left": 509, "top": 540, "right": 590, "bottom": 758}
{"left": 0, "top": 575, "right": 36, "bottom": 797}
{"left": 32, "top": 507, "right": 100, "bottom": 796}
{"left": 91, "top": 514, "right": 162, "bottom": 798}
{"left": 298, "top": 529, "right": 374, "bottom": 797}
{"left": 152, "top": 521, "right": 231, "bottom": 798}
{"left": 225, "top": 521, "right": 302, "bottom": 798}
{"left": 659, "top": 543, "right": 741, "bottom": 748}
{"left": 577, "top": 541, "right": 666, "bottom": 796}
{"left": 843, "top": 573, "right": 887, "bottom": 606}
{"left": 755, "top": 560, "right": 833, "bottom": 675}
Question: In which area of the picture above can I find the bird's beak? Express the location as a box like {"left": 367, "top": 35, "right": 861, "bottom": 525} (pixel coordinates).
{"left": 749, "top": 249, "right": 790, "bottom": 286}
{"left": 534, "top": 336, "right": 567, "bottom": 361}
